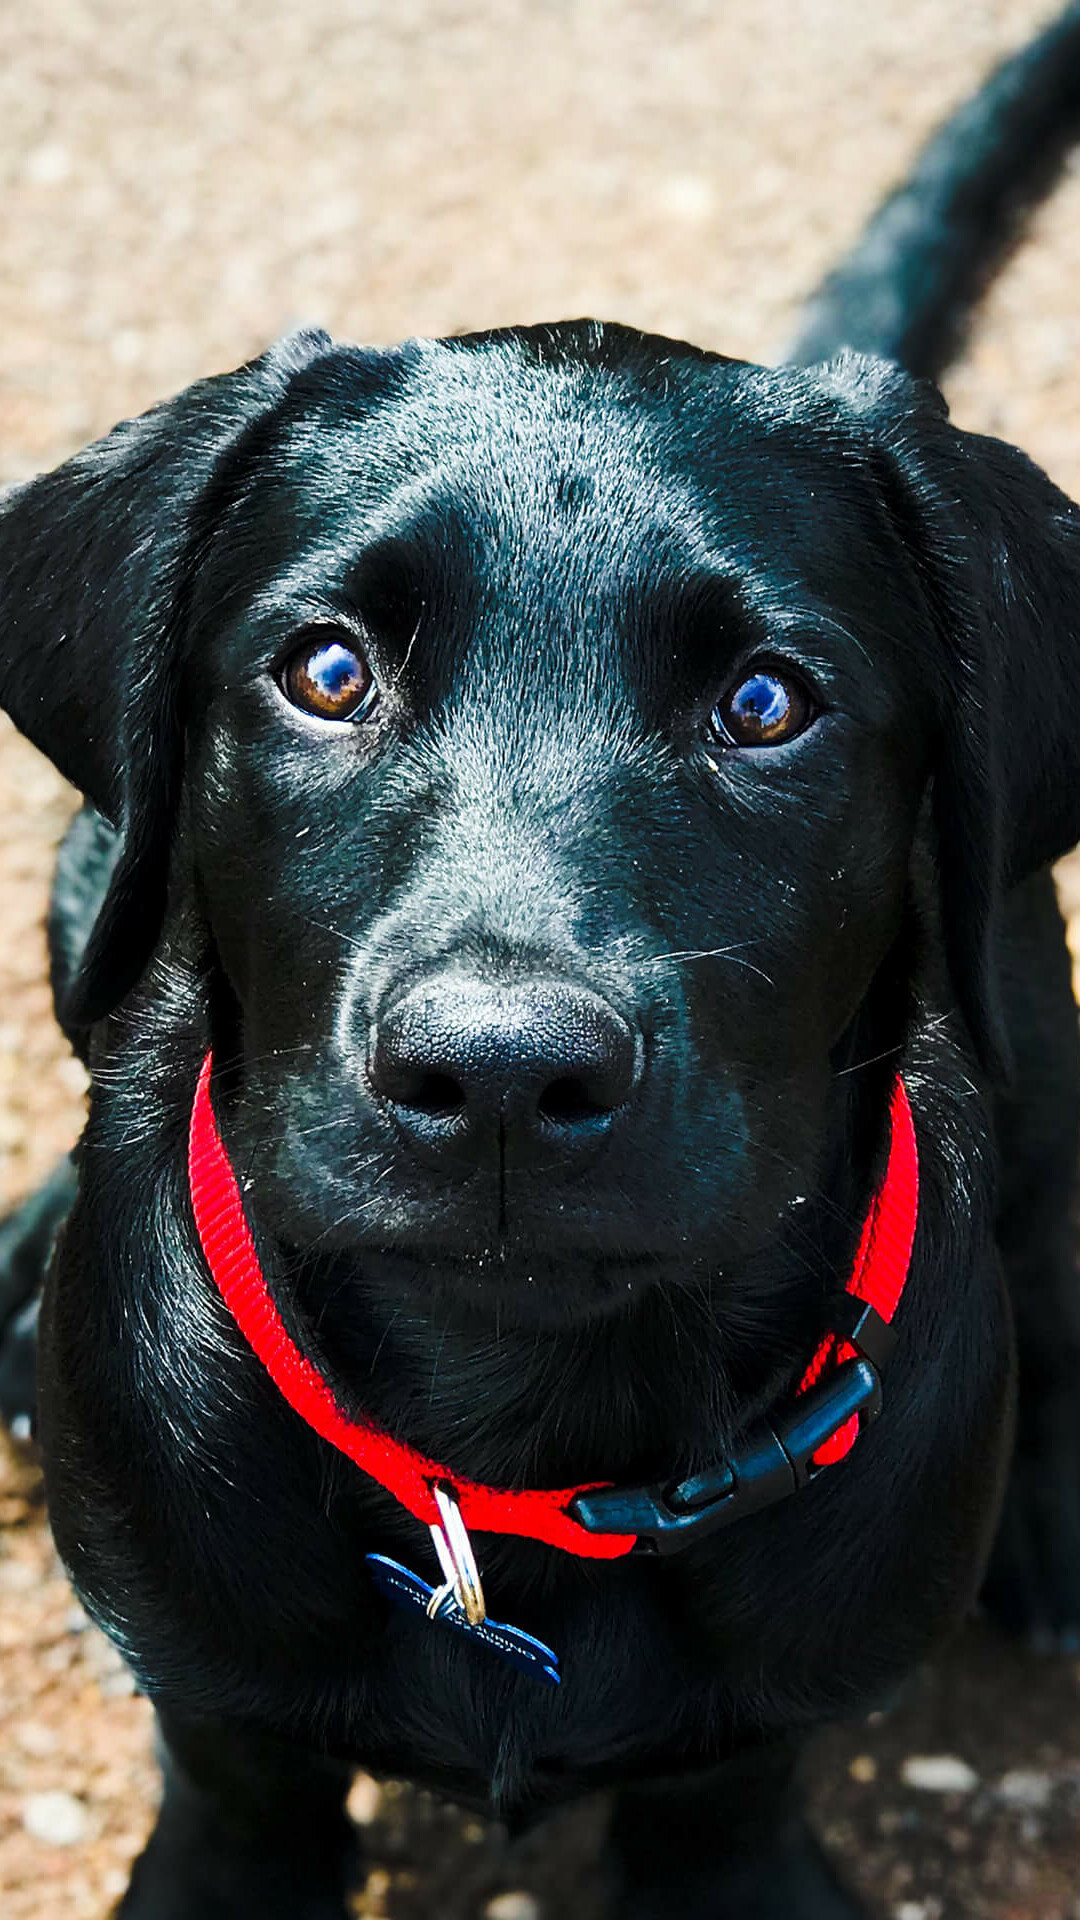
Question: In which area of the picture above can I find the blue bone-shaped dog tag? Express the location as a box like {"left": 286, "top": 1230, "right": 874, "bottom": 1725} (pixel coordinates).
{"left": 366, "top": 1552, "right": 561, "bottom": 1687}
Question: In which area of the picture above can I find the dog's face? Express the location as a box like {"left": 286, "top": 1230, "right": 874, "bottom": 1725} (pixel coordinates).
{"left": 183, "top": 332, "right": 930, "bottom": 1325}
{"left": 4, "top": 321, "right": 1080, "bottom": 1332}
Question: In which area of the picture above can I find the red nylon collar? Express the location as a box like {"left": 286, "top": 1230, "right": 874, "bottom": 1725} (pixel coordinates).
{"left": 188, "top": 1052, "right": 918, "bottom": 1559}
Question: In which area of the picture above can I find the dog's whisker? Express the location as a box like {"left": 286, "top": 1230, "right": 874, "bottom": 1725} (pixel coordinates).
{"left": 210, "top": 1043, "right": 318, "bottom": 1074}
{"left": 428, "top": 1323, "right": 450, "bottom": 1406}
{"left": 367, "top": 1308, "right": 403, "bottom": 1379}
{"left": 833, "top": 1043, "right": 904, "bottom": 1078}
{"left": 646, "top": 937, "right": 767, "bottom": 965}
{"left": 295, "top": 913, "right": 367, "bottom": 955}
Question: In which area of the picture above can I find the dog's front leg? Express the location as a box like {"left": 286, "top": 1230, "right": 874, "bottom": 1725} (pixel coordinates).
{"left": 119, "top": 1709, "right": 358, "bottom": 1920}
{"left": 604, "top": 1742, "right": 865, "bottom": 1920}
{"left": 982, "top": 867, "right": 1080, "bottom": 1646}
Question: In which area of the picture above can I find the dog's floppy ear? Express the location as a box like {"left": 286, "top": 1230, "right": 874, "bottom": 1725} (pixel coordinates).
{"left": 820, "top": 352, "right": 1080, "bottom": 1075}
{"left": 0, "top": 328, "right": 332, "bottom": 1032}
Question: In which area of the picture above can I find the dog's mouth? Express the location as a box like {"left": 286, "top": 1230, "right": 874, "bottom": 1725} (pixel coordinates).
{"left": 238, "top": 1081, "right": 766, "bottom": 1296}
{"left": 215, "top": 1036, "right": 810, "bottom": 1336}
{"left": 287, "top": 1240, "right": 681, "bottom": 1338}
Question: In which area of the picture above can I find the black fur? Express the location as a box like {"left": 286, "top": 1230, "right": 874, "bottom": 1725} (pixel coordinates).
{"left": 3, "top": 17, "right": 1080, "bottom": 1920}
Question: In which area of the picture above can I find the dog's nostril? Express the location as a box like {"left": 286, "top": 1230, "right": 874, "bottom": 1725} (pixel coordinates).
{"left": 405, "top": 1072, "right": 466, "bottom": 1120}
{"left": 369, "top": 974, "right": 641, "bottom": 1168}
{"left": 537, "top": 1076, "right": 609, "bottom": 1125}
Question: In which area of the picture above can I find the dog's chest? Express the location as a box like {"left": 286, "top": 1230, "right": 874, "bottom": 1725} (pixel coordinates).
{"left": 347, "top": 1560, "right": 708, "bottom": 1810}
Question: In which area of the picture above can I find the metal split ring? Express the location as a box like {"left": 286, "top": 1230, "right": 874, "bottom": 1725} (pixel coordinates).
{"left": 429, "top": 1483, "right": 486, "bottom": 1626}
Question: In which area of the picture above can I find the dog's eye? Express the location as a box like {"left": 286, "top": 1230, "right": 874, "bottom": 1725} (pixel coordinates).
{"left": 710, "top": 669, "right": 814, "bottom": 748}
{"left": 280, "top": 632, "right": 377, "bottom": 723}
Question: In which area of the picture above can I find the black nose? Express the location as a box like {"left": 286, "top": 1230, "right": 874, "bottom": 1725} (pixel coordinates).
{"left": 368, "top": 976, "right": 641, "bottom": 1172}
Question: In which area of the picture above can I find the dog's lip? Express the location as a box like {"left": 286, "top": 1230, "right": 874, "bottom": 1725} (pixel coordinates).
{"left": 290, "top": 1240, "right": 679, "bottom": 1332}
{"left": 359, "top": 1244, "right": 666, "bottom": 1273}
{"left": 289, "top": 1238, "right": 669, "bottom": 1276}
{"left": 284, "top": 1238, "right": 686, "bottom": 1321}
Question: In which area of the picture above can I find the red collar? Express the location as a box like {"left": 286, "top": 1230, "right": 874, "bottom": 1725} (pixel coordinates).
{"left": 188, "top": 1052, "right": 918, "bottom": 1561}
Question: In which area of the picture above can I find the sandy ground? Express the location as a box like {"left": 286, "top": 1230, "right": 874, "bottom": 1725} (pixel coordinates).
{"left": 4, "top": 2, "right": 1080, "bottom": 1915}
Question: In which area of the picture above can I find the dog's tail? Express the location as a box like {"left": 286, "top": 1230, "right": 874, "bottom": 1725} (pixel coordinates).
{"left": 786, "top": 4, "right": 1080, "bottom": 379}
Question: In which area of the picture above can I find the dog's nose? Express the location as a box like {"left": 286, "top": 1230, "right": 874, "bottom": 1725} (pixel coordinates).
{"left": 368, "top": 977, "right": 641, "bottom": 1171}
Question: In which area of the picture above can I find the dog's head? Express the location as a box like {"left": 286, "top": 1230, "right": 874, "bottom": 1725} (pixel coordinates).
{"left": 3, "top": 323, "right": 1080, "bottom": 1328}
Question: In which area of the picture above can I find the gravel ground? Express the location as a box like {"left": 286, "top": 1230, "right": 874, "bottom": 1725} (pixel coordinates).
{"left": 3, "top": 3, "right": 1080, "bottom": 1916}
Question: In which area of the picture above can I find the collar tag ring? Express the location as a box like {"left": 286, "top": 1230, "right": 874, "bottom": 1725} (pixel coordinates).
{"left": 430, "top": 1483, "right": 486, "bottom": 1626}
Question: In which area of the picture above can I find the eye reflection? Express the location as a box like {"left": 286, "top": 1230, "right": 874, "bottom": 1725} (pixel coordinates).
{"left": 281, "top": 632, "right": 377, "bottom": 723}
{"left": 711, "top": 670, "right": 813, "bottom": 747}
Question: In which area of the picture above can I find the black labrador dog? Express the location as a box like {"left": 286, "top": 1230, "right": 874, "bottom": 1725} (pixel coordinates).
{"left": 4, "top": 12, "right": 1080, "bottom": 1918}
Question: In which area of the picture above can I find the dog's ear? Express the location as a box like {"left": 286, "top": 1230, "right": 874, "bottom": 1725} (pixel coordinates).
{"left": 819, "top": 352, "right": 1080, "bottom": 1075}
{"left": 0, "top": 328, "right": 333, "bottom": 1032}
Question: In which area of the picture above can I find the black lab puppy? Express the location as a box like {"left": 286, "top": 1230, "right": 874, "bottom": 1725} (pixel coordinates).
{"left": 5, "top": 14, "right": 1080, "bottom": 1920}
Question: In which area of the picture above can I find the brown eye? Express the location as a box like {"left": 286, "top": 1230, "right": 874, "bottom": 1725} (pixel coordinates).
{"left": 280, "top": 631, "right": 377, "bottom": 722}
{"left": 711, "top": 669, "right": 814, "bottom": 748}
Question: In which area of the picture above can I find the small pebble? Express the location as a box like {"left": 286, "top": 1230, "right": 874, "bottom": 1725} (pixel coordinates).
{"left": 347, "top": 1773, "right": 382, "bottom": 1825}
{"left": 900, "top": 1754, "right": 978, "bottom": 1794}
{"left": 0, "top": 1557, "right": 37, "bottom": 1592}
{"left": 997, "top": 1768, "right": 1053, "bottom": 1810}
{"left": 22, "top": 1790, "right": 89, "bottom": 1847}
{"left": 362, "top": 1866, "right": 391, "bottom": 1913}
{"left": 485, "top": 1896, "right": 541, "bottom": 1920}
{"left": 99, "top": 1665, "right": 138, "bottom": 1697}
{"left": 15, "top": 1720, "right": 58, "bottom": 1757}
{"left": 42, "top": 1641, "right": 76, "bottom": 1673}
{"left": 22, "top": 143, "right": 72, "bottom": 187}
{"left": 653, "top": 174, "right": 716, "bottom": 225}
{"left": 57, "top": 1055, "right": 89, "bottom": 1096}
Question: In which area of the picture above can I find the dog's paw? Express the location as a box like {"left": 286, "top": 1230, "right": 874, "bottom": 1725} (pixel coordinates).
{"left": 117, "top": 1855, "right": 353, "bottom": 1920}
{"left": 117, "top": 1796, "right": 358, "bottom": 1920}
{"left": 610, "top": 1822, "right": 867, "bottom": 1920}
{"left": 0, "top": 1156, "right": 77, "bottom": 1439}
{"left": 981, "top": 1379, "right": 1080, "bottom": 1651}
{"left": 0, "top": 1294, "right": 39, "bottom": 1441}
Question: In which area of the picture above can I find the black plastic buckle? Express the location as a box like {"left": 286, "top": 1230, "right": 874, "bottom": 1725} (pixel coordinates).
{"left": 569, "top": 1299, "right": 894, "bottom": 1557}
{"left": 829, "top": 1295, "right": 896, "bottom": 1373}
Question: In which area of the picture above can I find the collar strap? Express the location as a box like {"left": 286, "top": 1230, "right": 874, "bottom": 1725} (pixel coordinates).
{"left": 188, "top": 1054, "right": 917, "bottom": 1561}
